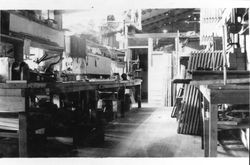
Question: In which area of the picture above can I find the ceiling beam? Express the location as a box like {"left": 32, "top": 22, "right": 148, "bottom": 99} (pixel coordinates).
{"left": 142, "top": 10, "right": 172, "bottom": 25}
{"left": 127, "top": 32, "right": 199, "bottom": 39}
{"left": 143, "top": 17, "right": 199, "bottom": 33}
{"left": 142, "top": 9, "right": 196, "bottom": 29}
{"left": 128, "top": 33, "right": 179, "bottom": 39}
{"left": 142, "top": 9, "right": 171, "bottom": 21}
{"left": 128, "top": 46, "right": 148, "bottom": 49}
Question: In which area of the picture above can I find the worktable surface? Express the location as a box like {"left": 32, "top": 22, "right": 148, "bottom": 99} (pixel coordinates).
{"left": 0, "top": 79, "right": 142, "bottom": 157}
{"left": 0, "top": 79, "right": 142, "bottom": 91}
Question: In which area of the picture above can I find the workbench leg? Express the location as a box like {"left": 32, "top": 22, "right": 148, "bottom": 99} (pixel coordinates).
{"left": 94, "top": 90, "right": 98, "bottom": 110}
{"left": 137, "top": 85, "right": 141, "bottom": 108}
{"left": 18, "top": 112, "right": 27, "bottom": 157}
{"left": 208, "top": 104, "right": 218, "bottom": 157}
{"left": 204, "top": 117, "right": 209, "bottom": 157}
{"left": 202, "top": 97, "right": 209, "bottom": 157}
{"left": 85, "top": 91, "right": 89, "bottom": 111}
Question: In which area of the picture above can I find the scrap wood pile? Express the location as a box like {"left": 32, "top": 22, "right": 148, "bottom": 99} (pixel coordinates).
{"left": 172, "top": 84, "right": 203, "bottom": 135}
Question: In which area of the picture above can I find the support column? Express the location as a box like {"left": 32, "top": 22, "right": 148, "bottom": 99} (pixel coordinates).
{"left": 202, "top": 96, "right": 210, "bottom": 157}
{"left": 18, "top": 89, "right": 29, "bottom": 157}
{"left": 208, "top": 104, "right": 218, "bottom": 157}
{"left": 18, "top": 112, "right": 27, "bottom": 157}
{"left": 137, "top": 85, "right": 141, "bottom": 108}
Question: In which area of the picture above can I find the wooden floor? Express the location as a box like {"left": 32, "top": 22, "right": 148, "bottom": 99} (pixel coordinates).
{"left": 64, "top": 104, "right": 248, "bottom": 157}
{"left": 0, "top": 103, "right": 248, "bottom": 157}
{"left": 72, "top": 105, "right": 201, "bottom": 157}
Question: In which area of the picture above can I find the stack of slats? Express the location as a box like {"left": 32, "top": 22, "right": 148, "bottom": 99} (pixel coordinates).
{"left": 188, "top": 50, "right": 223, "bottom": 71}
{"left": 177, "top": 84, "right": 202, "bottom": 135}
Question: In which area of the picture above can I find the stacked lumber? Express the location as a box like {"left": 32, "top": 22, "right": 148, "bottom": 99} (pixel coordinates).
{"left": 0, "top": 89, "right": 22, "bottom": 132}
{"left": 0, "top": 118, "right": 19, "bottom": 131}
{"left": 177, "top": 84, "right": 202, "bottom": 135}
{"left": 188, "top": 50, "right": 223, "bottom": 71}
{"left": 0, "top": 113, "right": 19, "bottom": 131}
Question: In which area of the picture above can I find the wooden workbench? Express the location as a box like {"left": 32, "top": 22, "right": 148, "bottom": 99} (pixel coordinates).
{"left": 0, "top": 79, "right": 142, "bottom": 157}
{"left": 189, "top": 70, "right": 250, "bottom": 157}
{"left": 199, "top": 84, "right": 249, "bottom": 157}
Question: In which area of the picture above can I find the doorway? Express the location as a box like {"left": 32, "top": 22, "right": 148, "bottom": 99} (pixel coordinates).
{"left": 131, "top": 48, "right": 148, "bottom": 102}
{"left": 148, "top": 52, "right": 172, "bottom": 107}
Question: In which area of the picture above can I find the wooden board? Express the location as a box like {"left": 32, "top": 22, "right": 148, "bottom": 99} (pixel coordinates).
{"left": 0, "top": 89, "right": 24, "bottom": 96}
{"left": 172, "top": 78, "right": 192, "bottom": 84}
{"left": 0, "top": 132, "right": 18, "bottom": 138}
{"left": 190, "top": 78, "right": 250, "bottom": 85}
{"left": 0, "top": 96, "right": 25, "bottom": 112}
{"left": 211, "top": 90, "right": 249, "bottom": 104}
{"left": 0, "top": 117, "right": 19, "bottom": 131}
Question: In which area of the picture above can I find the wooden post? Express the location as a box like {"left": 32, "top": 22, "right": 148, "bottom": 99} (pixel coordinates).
{"left": 148, "top": 38, "right": 153, "bottom": 67}
{"left": 222, "top": 25, "right": 227, "bottom": 85}
{"left": 201, "top": 94, "right": 204, "bottom": 150}
{"left": 78, "top": 91, "right": 82, "bottom": 111}
{"left": 18, "top": 88, "right": 29, "bottom": 157}
{"left": 175, "top": 31, "right": 180, "bottom": 75}
{"left": 208, "top": 104, "right": 218, "bottom": 157}
{"left": 85, "top": 91, "right": 90, "bottom": 112}
{"left": 137, "top": 85, "right": 141, "bottom": 108}
{"left": 148, "top": 38, "right": 153, "bottom": 103}
{"left": 204, "top": 117, "right": 209, "bottom": 157}
{"left": 18, "top": 112, "right": 27, "bottom": 157}
{"left": 212, "top": 33, "right": 215, "bottom": 70}
{"left": 202, "top": 97, "right": 210, "bottom": 157}
{"left": 94, "top": 90, "right": 98, "bottom": 110}
{"left": 125, "top": 23, "right": 129, "bottom": 73}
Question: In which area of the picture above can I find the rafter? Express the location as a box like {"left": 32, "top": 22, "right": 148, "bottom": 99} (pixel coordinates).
{"left": 142, "top": 9, "right": 197, "bottom": 29}
{"left": 143, "top": 17, "right": 200, "bottom": 33}
{"left": 142, "top": 10, "right": 172, "bottom": 25}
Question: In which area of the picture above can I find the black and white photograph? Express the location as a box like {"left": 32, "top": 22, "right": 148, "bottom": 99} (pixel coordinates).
{"left": 0, "top": 0, "right": 249, "bottom": 164}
